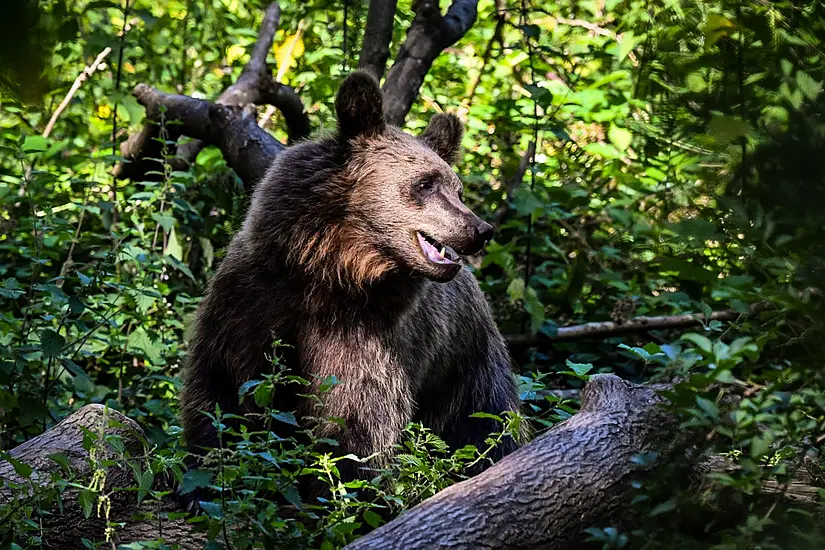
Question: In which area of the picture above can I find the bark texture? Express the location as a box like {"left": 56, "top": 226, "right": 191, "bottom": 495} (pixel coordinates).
{"left": 358, "top": 0, "right": 399, "bottom": 80}
{"left": 382, "top": 0, "right": 480, "bottom": 126}
{"left": 125, "top": 84, "right": 284, "bottom": 188}
{"left": 344, "top": 374, "right": 676, "bottom": 550}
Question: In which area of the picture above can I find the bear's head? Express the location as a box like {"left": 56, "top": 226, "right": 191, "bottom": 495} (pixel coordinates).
{"left": 249, "top": 71, "right": 494, "bottom": 288}
{"left": 331, "top": 71, "right": 494, "bottom": 284}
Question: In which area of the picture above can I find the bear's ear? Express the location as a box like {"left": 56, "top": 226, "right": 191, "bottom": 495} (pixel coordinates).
{"left": 419, "top": 113, "right": 464, "bottom": 165}
{"left": 335, "top": 71, "right": 386, "bottom": 140}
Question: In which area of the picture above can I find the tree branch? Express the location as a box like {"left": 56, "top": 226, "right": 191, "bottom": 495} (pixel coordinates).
{"left": 358, "top": 0, "right": 399, "bottom": 80}
{"left": 43, "top": 47, "right": 112, "bottom": 139}
{"left": 115, "top": 2, "right": 308, "bottom": 182}
{"left": 505, "top": 309, "right": 746, "bottom": 349}
{"left": 125, "top": 84, "right": 283, "bottom": 188}
{"left": 382, "top": 0, "right": 479, "bottom": 126}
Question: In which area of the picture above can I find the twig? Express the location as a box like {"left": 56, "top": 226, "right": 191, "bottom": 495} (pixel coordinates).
{"left": 42, "top": 48, "right": 112, "bottom": 138}
{"left": 506, "top": 309, "right": 754, "bottom": 349}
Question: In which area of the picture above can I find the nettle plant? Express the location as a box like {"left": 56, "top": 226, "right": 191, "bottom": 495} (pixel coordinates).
{"left": 175, "top": 342, "right": 527, "bottom": 550}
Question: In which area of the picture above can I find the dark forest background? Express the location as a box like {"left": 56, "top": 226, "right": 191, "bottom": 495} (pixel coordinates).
{"left": 1, "top": 0, "right": 824, "bottom": 548}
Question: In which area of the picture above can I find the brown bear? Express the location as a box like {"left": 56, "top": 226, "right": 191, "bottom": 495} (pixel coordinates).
{"left": 180, "top": 71, "right": 521, "bottom": 494}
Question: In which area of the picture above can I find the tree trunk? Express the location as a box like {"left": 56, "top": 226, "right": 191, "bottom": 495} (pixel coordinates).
{"left": 343, "top": 374, "right": 676, "bottom": 550}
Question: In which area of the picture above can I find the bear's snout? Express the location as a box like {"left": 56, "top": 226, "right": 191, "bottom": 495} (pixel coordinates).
{"left": 450, "top": 217, "right": 494, "bottom": 256}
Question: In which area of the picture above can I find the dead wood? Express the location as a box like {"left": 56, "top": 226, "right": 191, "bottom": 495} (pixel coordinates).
{"left": 506, "top": 309, "right": 745, "bottom": 349}
{"left": 114, "top": 1, "right": 308, "bottom": 183}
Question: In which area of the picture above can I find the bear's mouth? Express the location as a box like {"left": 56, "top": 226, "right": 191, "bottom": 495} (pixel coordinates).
{"left": 416, "top": 231, "right": 460, "bottom": 265}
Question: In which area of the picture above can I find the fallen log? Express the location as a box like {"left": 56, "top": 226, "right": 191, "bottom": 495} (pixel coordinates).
{"left": 344, "top": 374, "right": 677, "bottom": 549}
{"left": 0, "top": 404, "right": 206, "bottom": 549}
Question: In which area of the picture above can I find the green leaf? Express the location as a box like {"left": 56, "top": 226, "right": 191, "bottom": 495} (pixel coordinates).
{"left": 608, "top": 125, "right": 632, "bottom": 151}
{"left": 238, "top": 379, "right": 261, "bottom": 398}
{"left": 796, "top": 70, "right": 822, "bottom": 100}
{"left": 48, "top": 452, "right": 72, "bottom": 474}
{"left": 164, "top": 255, "right": 195, "bottom": 281}
{"left": 681, "top": 333, "right": 713, "bottom": 354}
{"left": 695, "top": 396, "right": 718, "bottom": 420}
{"left": 180, "top": 469, "right": 212, "bottom": 495}
{"left": 152, "top": 213, "right": 176, "bottom": 233}
{"left": 616, "top": 31, "right": 636, "bottom": 62}
{"left": 137, "top": 469, "right": 154, "bottom": 503}
{"left": 0, "top": 278, "right": 24, "bottom": 299}
{"left": 565, "top": 359, "right": 593, "bottom": 377}
{"left": 1, "top": 453, "right": 32, "bottom": 478}
{"left": 22, "top": 135, "right": 49, "bottom": 153}
{"left": 363, "top": 509, "right": 383, "bottom": 528}
{"left": 750, "top": 434, "right": 773, "bottom": 459}
{"left": 523, "top": 286, "right": 545, "bottom": 333}
{"left": 507, "top": 278, "right": 525, "bottom": 302}
{"left": 62, "top": 358, "right": 91, "bottom": 382}
{"left": 272, "top": 411, "right": 299, "bottom": 426}
{"left": 40, "top": 329, "right": 65, "bottom": 358}
{"left": 685, "top": 72, "right": 706, "bottom": 92}
{"left": 78, "top": 489, "right": 97, "bottom": 519}
{"left": 253, "top": 382, "right": 273, "bottom": 408}
{"left": 703, "top": 13, "right": 735, "bottom": 47}
{"left": 126, "top": 327, "right": 163, "bottom": 365}
{"left": 199, "top": 500, "right": 222, "bottom": 519}
{"left": 166, "top": 227, "right": 183, "bottom": 261}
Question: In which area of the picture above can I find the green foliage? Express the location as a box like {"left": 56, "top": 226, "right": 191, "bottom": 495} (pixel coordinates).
{"left": 0, "top": 0, "right": 824, "bottom": 547}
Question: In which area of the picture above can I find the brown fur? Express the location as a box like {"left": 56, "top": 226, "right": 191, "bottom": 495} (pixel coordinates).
{"left": 180, "top": 71, "right": 520, "bottom": 489}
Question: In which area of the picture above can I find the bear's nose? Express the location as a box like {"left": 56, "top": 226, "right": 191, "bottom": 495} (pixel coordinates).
{"left": 475, "top": 221, "right": 494, "bottom": 244}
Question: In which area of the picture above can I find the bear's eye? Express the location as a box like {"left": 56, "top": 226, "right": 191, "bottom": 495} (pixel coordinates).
{"left": 415, "top": 176, "right": 437, "bottom": 194}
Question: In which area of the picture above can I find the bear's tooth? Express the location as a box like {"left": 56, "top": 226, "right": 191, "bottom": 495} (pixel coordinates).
{"left": 439, "top": 246, "right": 445, "bottom": 256}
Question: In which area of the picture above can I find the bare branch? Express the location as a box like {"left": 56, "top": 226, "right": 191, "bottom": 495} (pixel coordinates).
{"left": 358, "top": 0, "right": 399, "bottom": 80}
{"left": 383, "top": 0, "right": 479, "bottom": 126}
{"left": 505, "top": 309, "right": 744, "bottom": 349}
{"left": 43, "top": 48, "right": 112, "bottom": 138}
{"left": 127, "top": 84, "right": 283, "bottom": 188}
{"left": 115, "top": 2, "right": 308, "bottom": 182}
